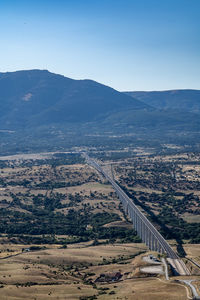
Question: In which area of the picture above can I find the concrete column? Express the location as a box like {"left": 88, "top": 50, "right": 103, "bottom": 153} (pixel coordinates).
{"left": 150, "top": 233, "right": 155, "bottom": 251}
{"left": 129, "top": 208, "right": 132, "bottom": 221}
{"left": 144, "top": 225, "right": 148, "bottom": 246}
{"left": 139, "top": 218, "right": 142, "bottom": 239}
{"left": 147, "top": 230, "right": 151, "bottom": 249}
{"left": 143, "top": 222, "right": 147, "bottom": 244}
{"left": 136, "top": 214, "right": 139, "bottom": 234}
{"left": 141, "top": 222, "right": 144, "bottom": 243}
{"left": 137, "top": 216, "right": 141, "bottom": 237}
{"left": 154, "top": 239, "right": 158, "bottom": 252}
{"left": 130, "top": 208, "right": 134, "bottom": 223}
{"left": 161, "top": 247, "right": 165, "bottom": 255}
{"left": 123, "top": 201, "right": 127, "bottom": 214}
{"left": 133, "top": 211, "right": 137, "bottom": 231}
{"left": 158, "top": 242, "right": 162, "bottom": 254}
{"left": 134, "top": 213, "right": 137, "bottom": 231}
{"left": 141, "top": 221, "right": 145, "bottom": 243}
{"left": 126, "top": 202, "right": 129, "bottom": 215}
{"left": 138, "top": 218, "right": 141, "bottom": 239}
{"left": 152, "top": 236, "right": 155, "bottom": 251}
{"left": 128, "top": 205, "right": 131, "bottom": 218}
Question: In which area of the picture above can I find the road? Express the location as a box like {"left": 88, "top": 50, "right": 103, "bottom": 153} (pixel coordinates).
{"left": 83, "top": 153, "right": 190, "bottom": 276}
{"left": 162, "top": 258, "right": 169, "bottom": 280}
{"left": 179, "top": 280, "right": 200, "bottom": 299}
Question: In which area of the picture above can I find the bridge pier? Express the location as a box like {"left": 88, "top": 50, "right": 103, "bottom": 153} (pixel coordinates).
{"left": 144, "top": 224, "right": 148, "bottom": 244}
{"left": 138, "top": 217, "right": 142, "bottom": 238}
{"left": 141, "top": 222, "right": 146, "bottom": 243}
{"left": 135, "top": 213, "right": 138, "bottom": 233}
{"left": 154, "top": 239, "right": 158, "bottom": 252}
{"left": 151, "top": 235, "right": 156, "bottom": 251}
{"left": 148, "top": 230, "right": 151, "bottom": 249}
{"left": 133, "top": 210, "right": 137, "bottom": 230}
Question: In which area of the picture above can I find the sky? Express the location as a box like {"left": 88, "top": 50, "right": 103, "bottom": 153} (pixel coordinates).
{"left": 0, "top": 0, "right": 199, "bottom": 91}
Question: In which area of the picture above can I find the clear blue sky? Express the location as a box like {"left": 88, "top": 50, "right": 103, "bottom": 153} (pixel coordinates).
{"left": 0, "top": 0, "right": 199, "bottom": 91}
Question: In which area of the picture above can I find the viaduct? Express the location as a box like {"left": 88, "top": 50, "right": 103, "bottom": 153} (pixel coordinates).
{"left": 83, "top": 153, "right": 190, "bottom": 276}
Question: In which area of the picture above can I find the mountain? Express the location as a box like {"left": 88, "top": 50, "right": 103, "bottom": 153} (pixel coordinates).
{"left": 0, "top": 70, "right": 147, "bottom": 129}
{"left": 126, "top": 90, "right": 200, "bottom": 112}
{"left": 0, "top": 70, "right": 200, "bottom": 154}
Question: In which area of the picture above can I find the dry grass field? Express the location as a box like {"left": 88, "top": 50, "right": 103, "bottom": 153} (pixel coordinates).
{"left": 0, "top": 153, "right": 200, "bottom": 299}
{"left": 0, "top": 283, "right": 96, "bottom": 300}
{"left": 0, "top": 242, "right": 194, "bottom": 300}
{"left": 183, "top": 243, "right": 200, "bottom": 275}
{"left": 182, "top": 213, "right": 200, "bottom": 223}
{"left": 97, "top": 278, "right": 187, "bottom": 300}
{"left": 0, "top": 280, "right": 187, "bottom": 300}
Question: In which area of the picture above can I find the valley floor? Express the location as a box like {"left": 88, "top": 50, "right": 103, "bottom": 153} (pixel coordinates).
{"left": 0, "top": 150, "right": 200, "bottom": 299}
{"left": 1, "top": 241, "right": 199, "bottom": 300}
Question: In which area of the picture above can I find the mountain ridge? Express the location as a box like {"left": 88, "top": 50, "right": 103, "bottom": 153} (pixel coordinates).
{"left": 0, "top": 69, "right": 148, "bottom": 129}
{"left": 1, "top": 70, "right": 200, "bottom": 153}
{"left": 125, "top": 90, "right": 200, "bottom": 112}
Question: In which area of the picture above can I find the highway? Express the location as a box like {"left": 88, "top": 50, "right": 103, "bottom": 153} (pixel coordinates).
{"left": 83, "top": 153, "right": 190, "bottom": 276}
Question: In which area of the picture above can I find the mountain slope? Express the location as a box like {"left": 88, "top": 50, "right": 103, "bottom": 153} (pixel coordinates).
{"left": 1, "top": 70, "right": 200, "bottom": 154}
{"left": 126, "top": 90, "right": 200, "bottom": 112}
{"left": 0, "top": 70, "right": 148, "bottom": 129}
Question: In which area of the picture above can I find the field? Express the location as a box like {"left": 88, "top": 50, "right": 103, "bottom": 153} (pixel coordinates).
{"left": 0, "top": 151, "right": 200, "bottom": 299}
{"left": 0, "top": 241, "right": 191, "bottom": 300}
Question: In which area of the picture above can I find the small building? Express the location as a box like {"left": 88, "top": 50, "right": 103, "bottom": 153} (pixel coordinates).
{"left": 22, "top": 248, "right": 30, "bottom": 252}
{"left": 95, "top": 272, "right": 122, "bottom": 283}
